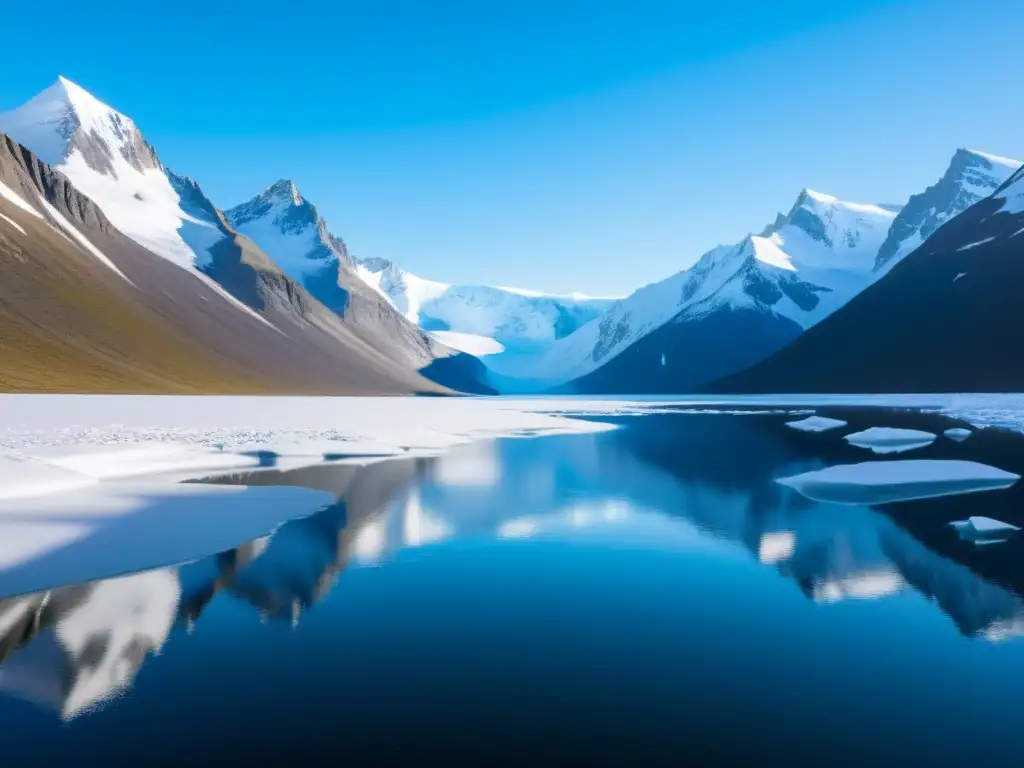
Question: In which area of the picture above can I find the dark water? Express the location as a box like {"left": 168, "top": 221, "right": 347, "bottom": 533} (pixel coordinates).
{"left": 4, "top": 410, "right": 1024, "bottom": 765}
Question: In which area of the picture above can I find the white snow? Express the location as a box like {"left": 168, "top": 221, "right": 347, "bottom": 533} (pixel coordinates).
{"left": 944, "top": 427, "right": 972, "bottom": 442}
{"left": 954, "top": 272, "right": 967, "bottom": 282}
{"left": 778, "top": 460, "right": 1020, "bottom": 505}
{"left": 0, "top": 455, "right": 97, "bottom": 500}
{"left": 0, "top": 78, "right": 274, "bottom": 329}
{"left": 509, "top": 187, "right": 898, "bottom": 385}
{"left": 0, "top": 395, "right": 635, "bottom": 492}
{"left": 843, "top": 427, "right": 936, "bottom": 454}
{"left": 786, "top": 415, "right": 848, "bottom": 433}
{"left": 429, "top": 330, "right": 506, "bottom": 356}
{"left": 957, "top": 237, "right": 996, "bottom": 252}
{"left": 358, "top": 260, "right": 614, "bottom": 356}
{"left": 0, "top": 180, "right": 43, "bottom": 219}
{"left": 34, "top": 194, "right": 130, "bottom": 281}
{"left": 968, "top": 149, "right": 1021, "bottom": 169}
{"left": 0, "top": 212, "right": 26, "bottom": 235}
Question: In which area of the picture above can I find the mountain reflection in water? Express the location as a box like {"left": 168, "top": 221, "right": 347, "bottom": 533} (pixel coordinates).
{"left": 2, "top": 412, "right": 1024, "bottom": 741}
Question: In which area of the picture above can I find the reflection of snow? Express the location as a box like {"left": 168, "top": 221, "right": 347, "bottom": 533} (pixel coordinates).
{"left": 351, "top": 517, "right": 389, "bottom": 562}
{"left": 402, "top": 490, "right": 452, "bottom": 548}
{"left": 758, "top": 532, "right": 796, "bottom": 564}
{"left": 812, "top": 570, "right": 906, "bottom": 603}
{"left": 433, "top": 443, "right": 501, "bottom": 487}
{"left": 0, "top": 569, "right": 180, "bottom": 720}
{"left": 497, "top": 519, "right": 540, "bottom": 539}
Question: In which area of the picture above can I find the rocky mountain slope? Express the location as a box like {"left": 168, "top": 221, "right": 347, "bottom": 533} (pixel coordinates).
{"left": 226, "top": 182, "right": 614, "bottom": 370}
{"left": 0, "top": 132, "right": 455, "bottom": 394}
{"left": 0, "top": 78, "right": 490, "bottom": 394}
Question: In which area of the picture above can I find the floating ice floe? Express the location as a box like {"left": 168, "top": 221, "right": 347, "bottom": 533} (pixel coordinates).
{"left": 777, "top": 460, "right": 1020, "bottom": 505}
{"left": 944, "top": 428, "right": 973, "bottom": 442}
{"left": 844, "top": 427, "right": 937, "bottom": 455}
{"left": 950, "top": 516, "right": 1020, "bottom": 544}
{"left": 785, "top": 416, "right": 848, "bottom": 433}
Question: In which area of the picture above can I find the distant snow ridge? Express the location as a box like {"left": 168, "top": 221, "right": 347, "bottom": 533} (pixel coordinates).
{"left": 516, "top": 187, "right": 899, "bottom": 385}
{"left": 225, "top": 181, "right": 617, "bottom": 360}
{"left": 355, "top": 256, "right": 617, "bottom": 356}
{"left": 875, "top": 148, "right": 1020, "bottom": 272}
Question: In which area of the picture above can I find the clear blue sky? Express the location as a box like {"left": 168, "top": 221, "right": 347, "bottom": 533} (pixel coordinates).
{"left": 2, "top": 0, "right": 1023, "bottom": 295}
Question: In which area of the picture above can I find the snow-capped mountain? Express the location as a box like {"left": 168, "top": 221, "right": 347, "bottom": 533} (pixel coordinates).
{"left": 510, "top": 147, "right": 1019, "bottom": 394}
{"left": 874, "top": 148, "right": 1019, "bottom": 272}
{"left": 0, "top": 78, "right": 493, "bottom": 394}
{"left": 0, "top": 77, "right": 224, "bottom": 271}
{"left": 714, "top": 157, "right": 1024, "bottom": 393}
{"left": 513, "top": 188, "right": 900, "bottom": 392}
{"left": 355, "top": 257, "right": 615, "bottom": 356}
{"left": 227, "top": 182, "right": 615, "bottom": 362}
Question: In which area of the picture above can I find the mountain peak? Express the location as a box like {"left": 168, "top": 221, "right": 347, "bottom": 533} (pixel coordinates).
{"left": 0, "top": 77, "right": 159, "bottom": 175}
{"left": 959, "top": 147, "right": 1020, "bottom": 171}
{"left": 873, "top": 146, "right": 1020, "bottom": 271}
{"left": 264, "top": 178, "right": 303, "bottom": 206}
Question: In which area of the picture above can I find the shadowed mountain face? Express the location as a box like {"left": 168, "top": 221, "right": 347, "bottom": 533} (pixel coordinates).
{"left": 711, "top": 165, "right": 1024, "bottom": 393}
{"left": 563, "top": 306, "right": 802, "bottom": 394}
{"left": 0, "top": 133, "right": 454, "bottom": 394}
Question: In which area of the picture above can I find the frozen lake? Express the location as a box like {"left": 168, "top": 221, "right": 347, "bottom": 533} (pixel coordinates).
{"left": 3, "top": 399, "right": 1024, "bottom": 762}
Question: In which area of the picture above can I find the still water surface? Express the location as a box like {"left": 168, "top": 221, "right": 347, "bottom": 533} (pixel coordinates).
{"left": 3, "top": 411, "right": 1024, "bottom": 765}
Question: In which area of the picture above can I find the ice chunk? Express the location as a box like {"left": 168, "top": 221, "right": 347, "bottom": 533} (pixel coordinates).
{"left": 844, "top": 427, "right": 937, "bottom": 454}
{"left": 777, "top": 460, "right": 1020, "bottom": 505}
{"left": 786, "top": 416, "right": 848, "bottom": 433}
{"left": 944, "top": 428, "right": 972, "bottom": 442}
{"left": 950, "top": 516, "right": 1020, "bottom": 543}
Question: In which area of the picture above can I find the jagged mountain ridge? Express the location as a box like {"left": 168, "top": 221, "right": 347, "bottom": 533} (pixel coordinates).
{"left": 874, "top": 148, "right": 1018, "bottom": 272}
{"left": 514, "top": 186, "right": 899, "bottom": 391}
{"left": 712, "top": 161, "right": 1024, "bottom": 392}
{"left": 0, "top": 77, "right": 490, "bottom": 393}
{"left": 0, "top": 131, "right": 458, "bottom": 394}
{"left": 226, "top": 181, "right": 614, "bottom": 364}
{"left": 526, "top": 149, "right": 1019, "bottom": 394}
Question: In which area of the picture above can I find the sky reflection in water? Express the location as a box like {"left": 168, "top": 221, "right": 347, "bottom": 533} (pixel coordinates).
{"left": 3, "top": 412, "right": 1024, "bottom": 764}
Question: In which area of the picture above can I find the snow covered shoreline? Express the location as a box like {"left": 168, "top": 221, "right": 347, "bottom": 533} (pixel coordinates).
{"left": 5, "top": 393, "right": 1024, "bottom": 501}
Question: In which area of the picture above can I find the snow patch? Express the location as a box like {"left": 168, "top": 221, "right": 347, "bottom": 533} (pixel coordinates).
{"left": 0, "top": 212, "right": 26, "bottom": 235}
{"left": 957, "top": 237, "right": 996, "bottom": 252}
{"left": 778, "top": 460, "right": 1020, "bottom": 505}
{"left": 0, "top": 180, "right": 43, "bottom": 219}
{"left": 0, "top": 455, "right": 97, "bottom": 500}
{"left": 429, "top": 330, "right": 505, "bottom": 356}
{"left": 35, "top": 195, "right": 131, "bottom": 282}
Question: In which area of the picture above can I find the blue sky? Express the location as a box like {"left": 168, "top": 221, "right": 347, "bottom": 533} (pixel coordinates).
{"left": 2, "top": 0, "right": 1023, "bottom": 295}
